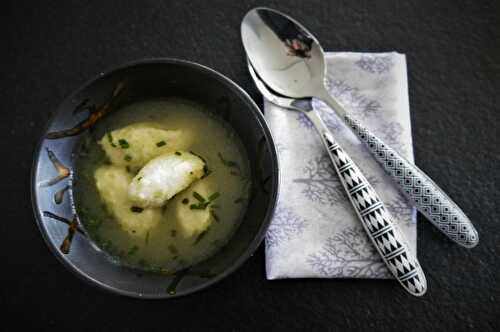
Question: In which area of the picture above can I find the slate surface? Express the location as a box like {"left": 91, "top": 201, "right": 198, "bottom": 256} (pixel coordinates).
{"left": 2, "top": 0, "right": 499, "bottom": 331}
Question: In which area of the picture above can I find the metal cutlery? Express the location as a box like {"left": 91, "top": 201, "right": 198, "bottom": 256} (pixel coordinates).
{"left": 248, "top": 61, "right": 427, "bottom": 296}
{"left": 241, "top": 7, "right": 478, "bottom": 248}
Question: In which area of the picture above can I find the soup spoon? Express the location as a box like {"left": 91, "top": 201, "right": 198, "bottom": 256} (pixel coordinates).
{"left": 248, "top": 61, "right": 427, "bottom": 296}
{"left": 241, "top": 7, "right": 478, "bottom": 248}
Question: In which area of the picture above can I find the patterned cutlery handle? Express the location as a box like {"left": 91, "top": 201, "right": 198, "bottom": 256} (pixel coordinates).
{"left": 345, "top": 115, "right": 479, "bottom": 248}
{"left": 314, "top": 117, "right": 427, "bottom": 296}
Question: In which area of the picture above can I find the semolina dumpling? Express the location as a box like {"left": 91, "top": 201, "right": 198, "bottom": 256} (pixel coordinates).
{"left": 174, "top": 179, "right": 217, "bottom": 238}
{"left": 94, "top": 165, "right": 161, "bottom": 237}
{"left": 99, "top": 122, "right": 193, "bottom": 171}
{"left": 128, "top": 151, "right": 206, "bottom": 208}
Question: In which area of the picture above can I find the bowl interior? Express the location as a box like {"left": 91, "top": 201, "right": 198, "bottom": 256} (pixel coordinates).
{"left": 31, "top": 59, "right": 278, "bottom": 298}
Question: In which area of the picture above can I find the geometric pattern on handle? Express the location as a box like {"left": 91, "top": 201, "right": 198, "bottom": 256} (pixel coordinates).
{"left": 323, "top": 131, "right": 427, "bottom": 296}
{"left": 344, "top": 115, "right": 478, "bottom": 248}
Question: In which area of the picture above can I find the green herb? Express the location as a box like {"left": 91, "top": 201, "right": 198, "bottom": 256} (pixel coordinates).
{"left": 118, "top": 139, "right": 130, "bottom": 149}
{"left": 170, "top": 230, "right": 177, "bottom": 237}
{"left": 137, "top": 177, "right": 143, "bottom": 181}
{"left": 106, "top": 132, "right": 116, "bottom": 147}
{"left": 194, "top": 229, "right": 209, "bottom": 244}
{"left": 189, "top": 151, "right": 211, "bottom": 179}
{"left": 127, "top": 245, "right": 139, "bottom": 256}
{"left": 175, "top": 151, "right": 182, "bottom": 156}
{"left": 193, "top": 192, "right": 206, "bottom": 202}
{"left": 126, "top": 165, "right": 131, "bottom": 173}
{"left": 124, "top": 154, "right": 132, "bottom": 162}
{"left": 218, "top": 152, "right": 242, "bottom": 176}
{"left": 145, "top": 231, "right": 150, "bottom": 244}
{"left": 203, "top": 165, "right": 211, "bottom": 178}
{"left": 130, "top": 206, "right": 143, "bottom": 213}
{"left": 189, "top": 204, "right": 206, "bottom": 210}
{"left": 210, "top": 209, "right": 220, "bottom": 223}
{"left": 208, "top": 192, "right": 220, "bottom": 201}
{"left": 168, "top": 244, "right": 178, "bottom": 254}
{"left": 156, "top": 140, "right": 166, "bottom": 147}
{"left": 182, "top": 198, "right": 189, "bottom": 205}
{"left": 190, "top": 192, "right": 220, "bottom": 210}
{"left": 218, "top": 152, "right": 239, "bottom": 168}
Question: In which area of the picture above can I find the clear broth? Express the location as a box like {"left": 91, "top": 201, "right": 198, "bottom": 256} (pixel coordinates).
{"left": 73, "top": 99, "right": 251, "bottom": 274}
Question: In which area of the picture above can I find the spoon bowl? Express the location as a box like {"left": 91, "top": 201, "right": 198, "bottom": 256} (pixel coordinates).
{"left": 241, "top": 7, "right": 327, "bottom": 99}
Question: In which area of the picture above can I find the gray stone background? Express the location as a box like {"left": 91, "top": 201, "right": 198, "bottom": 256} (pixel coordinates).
{"left": 2, "top": 0, "right": 498, "bottom": 330}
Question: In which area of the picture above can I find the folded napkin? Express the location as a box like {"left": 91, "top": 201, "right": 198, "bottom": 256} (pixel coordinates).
{"left": 264, "top": 52, "right": 416, "bottom": 279}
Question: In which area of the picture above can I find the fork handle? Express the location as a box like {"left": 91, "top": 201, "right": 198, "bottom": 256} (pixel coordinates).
{"left": 307, "top": 111, "right": 427, "bottom": 296}
{"left": 344, "top": 115, "right": 479, "bottom": 248}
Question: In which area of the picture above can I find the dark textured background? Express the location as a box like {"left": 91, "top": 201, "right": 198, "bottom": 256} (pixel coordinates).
{"left": 2, "top": 0, "right": 499, "bottom": 331}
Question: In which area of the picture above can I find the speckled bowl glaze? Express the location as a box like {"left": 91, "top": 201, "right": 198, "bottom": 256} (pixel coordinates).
{"left": 31, "top": 59, "right": 279, "bottom": 298}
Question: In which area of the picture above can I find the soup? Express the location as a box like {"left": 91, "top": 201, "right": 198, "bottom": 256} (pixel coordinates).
{"left": 73, "top": 99, "right": 251, "bottom": 274}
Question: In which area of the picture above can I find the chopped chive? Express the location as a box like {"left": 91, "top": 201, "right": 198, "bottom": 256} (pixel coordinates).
{"left": 193, "top": 192, "right": 206, "bottom": 202}
{"left": 130, "top": 206, "right": 143, "bottom": 213}
{"left": 145, "top": 231, "right": 150, "bottom": 244}
{"left": 218, "top": 152, "right": 239, "bottom": 168}
{"left": 182, "top": 198, "right": 189, "bottom": 205}
{"left": 168, "top": 244, "right": 178, "bottom": 254}
{"left": 194, "top": 229, "right": 209, "bottom": 244}
{"left": 137, "top": 176, "right": 143, "bottom": 181}
{"left": 175, "top": 151, "right": 182, "bottom": 156}
{"left": 124, "top": 154, "right": 132, "bottom": 162}
{"left": 190, "top": 192, "right": 220, "bottom": 210}
{"left": 126, "top": 165, "right": 131, "bottom": 173}
{"left": 210, "top": 210, "right": 220, "bottom": 223}
{"left": 208, "top": 192, "right": 220, "bottom": 201}
{"left": 203, "top": 166, "right": 211, "bottom": 178}
{"left": 156, "top": 140, "right": 166, "bottom": 147}
{"left": 170, "top": 230, "right": 177, "bottom": 237}
{"left": 118, "top": 139, "right": 130, "bottom": 149}
{"left": 127, "top": 245, "right": 139, "bottom": 256}
{"left": 106, "top": 132, "right": 116, "bottom": 147}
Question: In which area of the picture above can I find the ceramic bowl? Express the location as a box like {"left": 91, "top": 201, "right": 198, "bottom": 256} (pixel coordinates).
{"left": 31, "top": 58, "right": 279, "bottom": 298}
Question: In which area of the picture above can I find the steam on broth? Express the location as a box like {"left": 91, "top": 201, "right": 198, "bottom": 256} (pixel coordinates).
{"left": 74, "top": 99, "right": 251, "bottom": 273}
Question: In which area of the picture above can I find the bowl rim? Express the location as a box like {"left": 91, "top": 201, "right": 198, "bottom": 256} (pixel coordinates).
{"left": 31, "top": 57, "right": 280, "bottom": 299}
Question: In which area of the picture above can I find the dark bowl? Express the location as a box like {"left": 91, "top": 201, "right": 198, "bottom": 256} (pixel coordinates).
{"left": 31, "top": 58, "right": 279, "bottom": 298}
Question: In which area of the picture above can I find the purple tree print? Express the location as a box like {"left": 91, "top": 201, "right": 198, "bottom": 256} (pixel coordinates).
{"left": 355, "top": 54, "right": 394, "bottom": 74}
{"left": 266, "top": 204, "right": 308, "bottom": 251}
{"left": 293, "top": 155, "right": 380, "bottom": 206}
{"left": 307, "top": 226, "right": 391, "bottom": 278}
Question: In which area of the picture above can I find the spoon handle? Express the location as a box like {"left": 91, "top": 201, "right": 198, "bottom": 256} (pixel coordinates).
{"left": 306, "top": 111, "right": 427, "bottom": 296}
{"left": 344, "top": 115, "right": 479, "bottom": 248}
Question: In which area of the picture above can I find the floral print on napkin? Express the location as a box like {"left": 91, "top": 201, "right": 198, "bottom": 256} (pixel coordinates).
{"left": 264, "top": 52, "right": 416, "bottom": 279}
